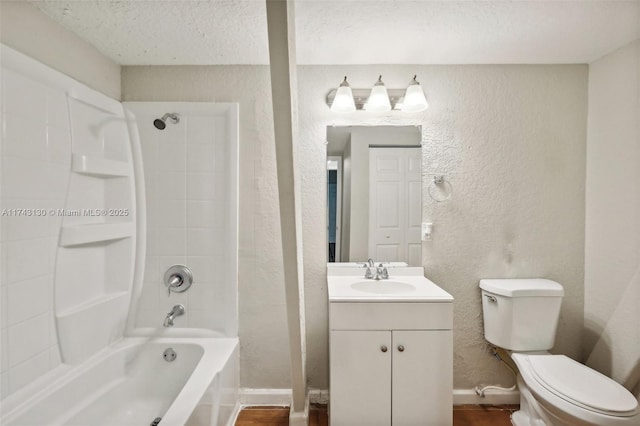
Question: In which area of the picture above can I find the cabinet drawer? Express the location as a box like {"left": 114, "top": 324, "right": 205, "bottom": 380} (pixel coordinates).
{"left": 330, "top": 302, "right": 452, "bottom": 330}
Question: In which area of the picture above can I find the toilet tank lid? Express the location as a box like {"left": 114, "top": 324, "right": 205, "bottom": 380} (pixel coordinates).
{"left": 479, "top": 279, "right": 564, "bottom": 297}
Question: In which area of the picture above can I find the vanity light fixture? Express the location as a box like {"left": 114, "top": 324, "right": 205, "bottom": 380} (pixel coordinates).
{"left": 326, "top": 75, "right": 429, "bottom": 113}
{"left": 363, "top": 75, "right": 391, "bottom": 112}
{"left": 399, "top": 75, "right": 429, "bottom": 112}
{"left": 330, "top": 76, "right": 356, "bottom": 112}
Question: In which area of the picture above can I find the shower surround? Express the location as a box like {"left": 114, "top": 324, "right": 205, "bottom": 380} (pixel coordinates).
{"left": 1, "top": 45, "right": 240, "bottom": 425}
{"left": 124, "top": 102, "right": 238, "bottom": 336}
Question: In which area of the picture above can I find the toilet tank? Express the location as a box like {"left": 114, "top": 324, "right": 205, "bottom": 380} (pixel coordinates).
{"left": 479, "top": 279, "right": 564, "bottom": 351}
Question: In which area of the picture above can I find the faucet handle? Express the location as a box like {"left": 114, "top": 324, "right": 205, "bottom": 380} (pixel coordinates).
{"left": 164, "top": 265, "right": 193, "bottom": 296}
{"left": 167, "top": 275, "right": 183, "bottom": 296}
{"left": 381, "top": 267, "right": 389, "bottom": 279}
{"left": 364, "top": 267, "right": 374, "bottom": 279}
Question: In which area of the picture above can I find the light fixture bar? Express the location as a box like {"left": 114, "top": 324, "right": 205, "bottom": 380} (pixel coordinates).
{"left": 327, "top": 88, "right": 408, "bottom": 111}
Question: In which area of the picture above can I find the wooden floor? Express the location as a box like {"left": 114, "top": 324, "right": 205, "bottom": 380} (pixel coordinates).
{"left": 235, "top": 404, "right": 517, "bottom": 425}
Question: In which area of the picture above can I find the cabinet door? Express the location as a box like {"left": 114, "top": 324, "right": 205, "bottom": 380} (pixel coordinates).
{"left": 330, "top": 330, "right": 391, "bottom": 426}
{"left": 392, "top": 330, "right": 453, "bottom": 425}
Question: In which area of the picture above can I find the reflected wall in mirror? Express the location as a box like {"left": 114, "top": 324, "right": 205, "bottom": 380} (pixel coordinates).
{"left": 327, "top": 126, "right": 422, "bottom": 266}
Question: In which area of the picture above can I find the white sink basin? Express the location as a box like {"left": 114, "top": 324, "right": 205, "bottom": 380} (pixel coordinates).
{"left": 350, "top": 280, "right": 416, "bottom": 294}
{"left": 327, "top": 267, "right": 454, "bottom": 302}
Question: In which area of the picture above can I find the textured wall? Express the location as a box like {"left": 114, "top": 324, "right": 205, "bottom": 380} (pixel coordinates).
{"left": 584, "top": 40, "right": 640, "bottom": 389}
{"left": 122, "top": 64, "right": 588, "bottom": 391}
{"left": 298, "top": 65, "right": 588, "bottom": 390}
{"left": 0, "top": 2, "right": 121, "bottom": 99}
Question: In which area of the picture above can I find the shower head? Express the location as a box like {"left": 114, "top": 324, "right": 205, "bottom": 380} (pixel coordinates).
{"left": 153, "top": 113, "right": 180, "bottom": 130}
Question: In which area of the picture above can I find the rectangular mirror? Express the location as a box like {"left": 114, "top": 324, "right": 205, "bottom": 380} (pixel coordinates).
{"left": 327, "top": 125, "right": 422, "bottom": 266}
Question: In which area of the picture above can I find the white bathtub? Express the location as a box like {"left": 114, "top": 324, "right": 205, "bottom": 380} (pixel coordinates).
{"left": 1, "top": 337, "right": 239, "bottom": 426}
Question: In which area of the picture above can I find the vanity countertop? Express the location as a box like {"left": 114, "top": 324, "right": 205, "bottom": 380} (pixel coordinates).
{"left": 328, "top": 267, "right": 454, "bottom": 302}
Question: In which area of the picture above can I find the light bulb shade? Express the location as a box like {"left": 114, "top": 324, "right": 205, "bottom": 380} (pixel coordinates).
{"left": 401, "top": 83, "right": 428, "bottom": 112}
{"left": 331, "top": 85, "right": 356, "bottom": 112}
{"left": 364, "top": 84, "right": 391, "bottom": 112}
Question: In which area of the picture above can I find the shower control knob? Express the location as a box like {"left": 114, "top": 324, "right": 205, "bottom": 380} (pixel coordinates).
{"left": 380, "top": 345, "right": 388, "bottom": 353}
{"left": 398, "top": 345, "right": 405, "bottom": 352}
{"left": 164, "top": 265, "right": 193, "bottom": 295}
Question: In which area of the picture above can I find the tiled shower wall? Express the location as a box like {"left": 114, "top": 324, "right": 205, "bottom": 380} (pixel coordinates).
{"left": 0, "top": 67, "right": 70, "bottom": 398}
{"left": 133, "top": 109, "right": 230, "bottom": 332}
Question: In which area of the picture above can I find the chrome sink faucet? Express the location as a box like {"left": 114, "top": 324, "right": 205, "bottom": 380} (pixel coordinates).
{"left": 365, "top": 259, "right": 389, "bottom": 280}
{"left": 163, "top": 304, "right": 185, "bottom": 327}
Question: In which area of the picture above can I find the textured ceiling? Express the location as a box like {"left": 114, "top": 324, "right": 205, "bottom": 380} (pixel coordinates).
{"left": 30, "top": 0, "right": 640, "bottom": 65}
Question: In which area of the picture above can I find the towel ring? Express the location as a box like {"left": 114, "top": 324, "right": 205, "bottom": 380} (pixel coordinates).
{"left": 428, "top": 175, "right": 453, "bottom": 202}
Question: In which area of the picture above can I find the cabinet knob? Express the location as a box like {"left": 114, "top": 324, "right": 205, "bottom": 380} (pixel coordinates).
{"left": 398, "top": 345, "right": 405, "bottom": 352}
{"left": 380, "top": 345, "right": 388, "bottom": 353}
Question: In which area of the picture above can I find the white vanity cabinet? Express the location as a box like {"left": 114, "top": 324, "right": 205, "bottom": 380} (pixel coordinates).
{"left": 330, "top": 330, "right": 392, "bottom": 425}
{"left": 329, "top": 301, "right": 453, "bottom": 426}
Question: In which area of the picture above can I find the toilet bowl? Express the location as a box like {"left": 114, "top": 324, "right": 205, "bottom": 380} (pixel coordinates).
{"left": 511, "top": 353, "right": 639, "bottom": 425}
{"left": 479, "top": 279, "right": 640, "bottom": 426}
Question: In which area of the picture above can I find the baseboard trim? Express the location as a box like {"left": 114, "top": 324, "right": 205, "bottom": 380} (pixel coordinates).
{"left": 238, "top": 388, "right": 330, "bottom": 405}
{"left": 289, "top": 397, "right": 309, "bottom": 426}
{"left": 238, "top": 388, "right": 291, "bottom": 406}
{"left": 238, "top": 388, "right": 312, "bottom": 424}
{"left": 308, "top": 389, "right": 330, "bottom": 404}
{"left": 453, "top": 388, "right": 520, "bottom": 405}
{"left": 238, "top": 387, "right": 520, "bottom": 408}
{"left": 226, "top": 401, "right": 243, "bottom": 426}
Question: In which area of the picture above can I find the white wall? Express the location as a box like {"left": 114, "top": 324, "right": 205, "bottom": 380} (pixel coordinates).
{"left": 584, "top": 40, "right": 640, "bottom": 389}
{"left": 123, "top": 64, "right": 588, "bottom": 391}
{"left": 0, "top": 1, "right": 121, "bottom": 100}
{"left": 347, "top": 128, "right": 370, "bottom": 260}
{"left": 340, "top": 141, "right": 352, "bottom": 262}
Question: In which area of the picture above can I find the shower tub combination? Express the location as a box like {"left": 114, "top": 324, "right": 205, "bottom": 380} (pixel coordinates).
{"left": 1, "top": 46, "right": 240, "bottom": 425}
{"left": 2, "top": 338, "right": 238, "bottom": 426}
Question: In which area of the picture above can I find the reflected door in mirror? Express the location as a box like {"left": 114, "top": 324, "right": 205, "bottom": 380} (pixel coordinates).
{"left": 369, "top": 147, "right": 422, "bottom": 266}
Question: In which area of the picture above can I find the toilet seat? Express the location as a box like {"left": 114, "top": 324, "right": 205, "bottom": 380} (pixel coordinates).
{"left": 513, "top": 353, "right": 638, "bottom": 417}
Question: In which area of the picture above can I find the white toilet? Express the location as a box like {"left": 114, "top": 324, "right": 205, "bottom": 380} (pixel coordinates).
{"left": 479, "top": 278, "right": 640, "bottom": 426}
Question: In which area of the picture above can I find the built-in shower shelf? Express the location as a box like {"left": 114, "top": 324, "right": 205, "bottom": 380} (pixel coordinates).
{"left": 59, "top": 222, "right": 134, "bottom": 247}
{"left": 56, "top": 291, "right": 130, "bottom": 364}
{"left": 72, "top": 154, "right": 129, "bottom": 177}
{"left": 57, "top": 291, "right": 129, "bottom": 319}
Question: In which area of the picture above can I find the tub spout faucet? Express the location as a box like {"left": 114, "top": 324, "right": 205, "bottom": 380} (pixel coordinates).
{"left": 163, "top": 304, "right": 185, "bottom": 327}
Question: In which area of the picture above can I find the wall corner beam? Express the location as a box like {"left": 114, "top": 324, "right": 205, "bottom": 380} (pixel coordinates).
{"left": 265, "top": 0, "right": 308, "bottom": 424}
